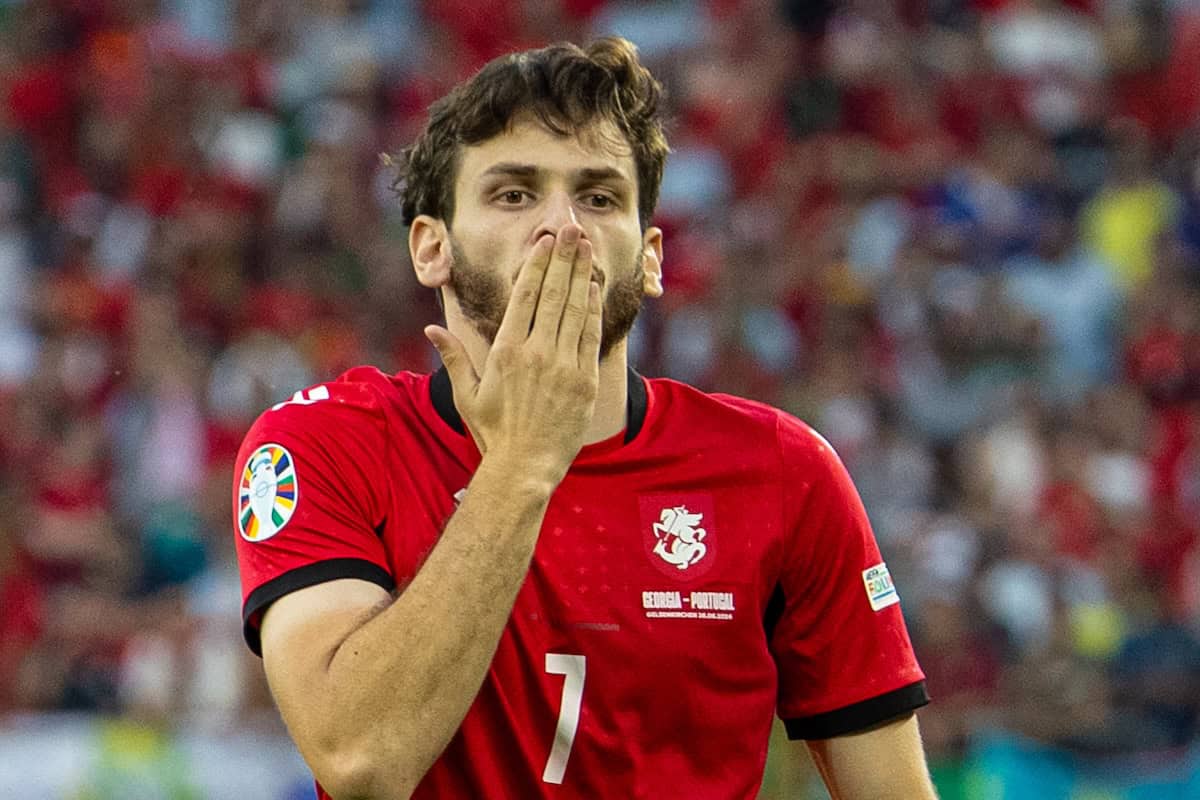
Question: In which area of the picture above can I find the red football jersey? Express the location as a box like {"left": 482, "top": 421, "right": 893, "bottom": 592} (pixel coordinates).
{"left": 233, "top": 367, "right": 927, "bottom": 800}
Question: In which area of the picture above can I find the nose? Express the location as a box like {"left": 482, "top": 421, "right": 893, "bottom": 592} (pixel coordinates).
{"left": 532, "top": 189, "right": 581, "bottom": 243}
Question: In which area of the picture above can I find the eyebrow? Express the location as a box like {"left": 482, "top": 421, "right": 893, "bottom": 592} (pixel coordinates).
{"left": 481, "top": 163, "right": 539, "bottom": 179}
{"left": 479, "top": 163, "right": 633, "bottom": 185}
{"left": 577, "top": 167, "right": 631, "bottom": 185}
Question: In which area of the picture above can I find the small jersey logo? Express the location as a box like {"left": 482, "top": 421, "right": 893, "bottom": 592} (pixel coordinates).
{"left": 863, "top": 563, "right": 899, "bottom": 611}
{"left": 640, "top": 494, "right": 717, "bottom": 580}
{"left": 652, "top": 506, "right": 708, "bottom": 570}
{"left": 238, "top": 444, "right": 298, "bottom": 542}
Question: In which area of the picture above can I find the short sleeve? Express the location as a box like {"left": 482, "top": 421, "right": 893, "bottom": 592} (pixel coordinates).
{"left": 232, "top": 379, "right": 395, "bottom": 656}
{"left": 769, "top": 417, "right": 928, "bottom": 739}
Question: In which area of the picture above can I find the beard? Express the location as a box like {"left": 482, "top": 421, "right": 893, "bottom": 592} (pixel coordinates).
{"left": 449, "top": 238, "right": 644, "bottom": 361}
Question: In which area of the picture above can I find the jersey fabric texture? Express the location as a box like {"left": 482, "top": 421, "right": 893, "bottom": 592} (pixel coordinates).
{"left": 233, "top": 367, "right": 928, "bottom": 800}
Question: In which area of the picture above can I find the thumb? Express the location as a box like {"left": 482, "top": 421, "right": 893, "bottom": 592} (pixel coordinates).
{"left": 425, "top": 325, "right": 479, "bottom": 391}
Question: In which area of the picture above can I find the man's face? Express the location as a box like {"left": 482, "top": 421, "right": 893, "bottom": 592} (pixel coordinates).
{"left": 443, "top": 117, "right": 661, "bottom": 360}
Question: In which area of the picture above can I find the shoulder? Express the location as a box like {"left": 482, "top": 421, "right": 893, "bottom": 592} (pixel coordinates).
{"left": 646, "top": 376, "right": 835, "bottom": 464}
{"left": 236, "top": 366, "right": 428, "bottom": 464}
{"left": 249, "top": 366, "right": 422, "bottom": 433}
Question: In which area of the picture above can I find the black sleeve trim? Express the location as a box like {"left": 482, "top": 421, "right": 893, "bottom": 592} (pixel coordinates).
{"left": 242, "top": 558, "right": 395, "bottom": 657}
{"left": 783, "top": 680, "right": 930, "bottom": 740}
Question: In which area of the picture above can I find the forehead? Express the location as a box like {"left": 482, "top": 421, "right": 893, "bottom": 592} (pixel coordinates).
{"left": 456, "top": 116, "right": 636, "bottom": 186}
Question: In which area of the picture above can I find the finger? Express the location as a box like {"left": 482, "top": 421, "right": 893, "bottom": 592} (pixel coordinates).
{"left": 494, "top": 234, "right": 554, "bottom": 345}
{"left": 577, "top": 280, "right": 602, "bottom": 367}
{"left": 530, "top": 224, "right": 581, "bottom": 341}
{"left": 556, "top": 238, "right": 593, "bottom": 351}
{"left": 425, "top": 325, "right": 479, "bottom": 394}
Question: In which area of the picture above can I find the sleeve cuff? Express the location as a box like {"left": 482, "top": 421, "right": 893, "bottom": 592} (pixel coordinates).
{"left": 783, "top": 680, "right": 930, "bottom": 740}
{"left": 242, "top": 558, "right": 395, "bottom": 656}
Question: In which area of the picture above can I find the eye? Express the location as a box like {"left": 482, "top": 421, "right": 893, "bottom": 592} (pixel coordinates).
{"left": 489, "top": 189, "right": 532, "bottom": 208}
{"left": 584, "top": 193, "right": 615, "bottom": 209}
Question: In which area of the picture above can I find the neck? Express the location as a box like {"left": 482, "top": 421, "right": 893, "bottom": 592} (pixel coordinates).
{"left": 589, "top": 342, "right": 630, "bottom": 444}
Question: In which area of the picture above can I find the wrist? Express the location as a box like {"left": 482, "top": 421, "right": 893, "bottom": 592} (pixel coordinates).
{"left": 473, "top": 452, "right": 563, "bottom": 498}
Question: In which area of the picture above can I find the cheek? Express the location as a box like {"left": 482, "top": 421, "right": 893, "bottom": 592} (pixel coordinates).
{"left": 594, "top": 230, "right": 641, "bottom": 272}
{"left": 455, "top": 227, "right": 524, "bottom": 281}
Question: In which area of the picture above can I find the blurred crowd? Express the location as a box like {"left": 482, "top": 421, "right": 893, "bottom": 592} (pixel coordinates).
{"left": 0, "top": 0, "right": 1198, "bottom": 783}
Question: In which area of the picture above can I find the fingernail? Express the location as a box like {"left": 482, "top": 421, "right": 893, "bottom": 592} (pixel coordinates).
{"left": 562, "top": 226, "right": 580, "bottom": 244}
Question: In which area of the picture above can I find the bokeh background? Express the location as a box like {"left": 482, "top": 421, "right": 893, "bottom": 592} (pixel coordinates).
{"left": 0, "top": 1, "right": 1198, "bottom": 798}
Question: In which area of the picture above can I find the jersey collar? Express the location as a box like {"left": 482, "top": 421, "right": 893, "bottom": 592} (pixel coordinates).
{"left": 430, "top": 365, "right": 648, "bottom": 445}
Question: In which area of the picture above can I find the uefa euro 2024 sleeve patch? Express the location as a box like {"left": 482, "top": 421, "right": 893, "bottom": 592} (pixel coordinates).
{"left": 238, "top": 443, "right": 298, "bottom": 542}
{"left": 862, "top": 563, "right": 900, "bottom": 611}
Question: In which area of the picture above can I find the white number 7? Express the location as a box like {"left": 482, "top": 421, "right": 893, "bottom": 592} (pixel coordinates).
{"left": 542, "top": 653, "right": 586, "bottom": 785}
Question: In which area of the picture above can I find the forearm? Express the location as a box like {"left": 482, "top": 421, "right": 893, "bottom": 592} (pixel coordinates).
{"left": 806, "top": 714, "right": 938, "bottom": 800}
{"left": 297, "top": 456, "right": 553, "bottom": 797}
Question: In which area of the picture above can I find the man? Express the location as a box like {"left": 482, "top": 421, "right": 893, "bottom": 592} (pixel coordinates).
{"left": 233, "top": 38, "right": 936, "bottom": 800}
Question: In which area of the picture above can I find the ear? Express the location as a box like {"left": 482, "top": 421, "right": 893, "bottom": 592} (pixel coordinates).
{"left": 410, "top": 215, "right": 452, "bottom": 288}
{"left": 641, "top": 226, "right": 664, "bottom": 298}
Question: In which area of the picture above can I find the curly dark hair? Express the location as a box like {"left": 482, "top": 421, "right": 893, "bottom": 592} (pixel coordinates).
{"left": 392, "top": 37, "right": 669, "bottom": 230}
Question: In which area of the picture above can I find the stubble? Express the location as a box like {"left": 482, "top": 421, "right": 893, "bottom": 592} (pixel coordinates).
{"left": 448, "top": 238, "right": 644, "bottom": 360}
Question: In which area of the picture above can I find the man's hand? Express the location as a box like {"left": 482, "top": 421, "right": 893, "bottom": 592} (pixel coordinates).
{"left": 425, "top": 223, "right": 603, "bottom": 486}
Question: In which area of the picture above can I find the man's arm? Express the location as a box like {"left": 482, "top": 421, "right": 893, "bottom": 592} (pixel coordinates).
{"left": 258, "top": 226, "right": 603, "bottom": 800}
{"left": 806, "top": 713, "right": 938, "bottom": 800}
